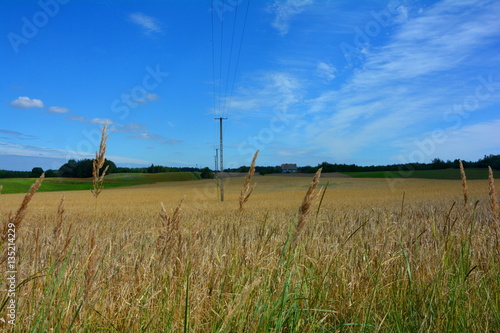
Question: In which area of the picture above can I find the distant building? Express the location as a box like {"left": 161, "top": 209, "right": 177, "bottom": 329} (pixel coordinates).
{"left": 281, "top": 163, "right": 298, "bottom": 173}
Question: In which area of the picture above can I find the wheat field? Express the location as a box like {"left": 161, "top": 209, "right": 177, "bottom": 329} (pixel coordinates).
{"left": 1, "top": 172, "right": 499, "bottom": 332}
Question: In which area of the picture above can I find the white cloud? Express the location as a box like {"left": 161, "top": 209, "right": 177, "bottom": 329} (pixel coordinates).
{"left": 316, "top": 62, "right": 336, "bottom": 82}
{"left": 67, "top": 116, "right": 113, "bottom": 125}
{"left": 10, "top": 96, "right": 44, "bottom": 108}
{"left": 129, "top": 12, "right": 162, "bottom": 34}
{"left": 121, "top": 92, "right": 159, "bottom": 105}
{"left": 225, "top": 71, "right": 303, "bottom": 117}
{"left": 48, "top": 106, "right": 70, "bottom": 114}
{"left": 108, "top": 123, "right": 146, "bottom": 133}
{"left": 269, "top": 0, "right": 313, "bottom": 35}
{"left": 0, "top": 141, "right": 151, "bottom": 166}
{"left": 129, "top": 133, "right": 163, "bottom": 140}
{"left": 161, "top": 139, "right": 182, "bottom": 145}
{"left": 394, "top": 120, "right": 500, "bottom": 163}
{"left": 0, "top": 129, "right": 36, "bottom": 140}
{"left": 300, "top": 0, "right": 500, "bottom": 163}
{"left": 276, "top": 148, "right": 312, "bottom": 156}
{"left": 146, "top": 93, "right": 159, "bottom": 101}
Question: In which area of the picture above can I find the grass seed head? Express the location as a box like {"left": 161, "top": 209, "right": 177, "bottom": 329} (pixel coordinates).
{"left": 459, "top": 160, "right": 468, "bottom": 207}
{"left": 296, "top": 167, "right": 322, "bottom": 235}
{"left": 91, "top": 123, "right": 109, "bottom": 198}
{"left": 239, "top": 150, "right": 259, "bottom": 212}
{"left": 53, "top": 195, "right": 65, "bottom": 239}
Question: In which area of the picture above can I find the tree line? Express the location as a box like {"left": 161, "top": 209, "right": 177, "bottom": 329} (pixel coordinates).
{"left": 0, "top": 160, "right": 200, "bottom": 178}
{"left": 1, "top": 154, "right": 498, "bottom": 179}
{"left": 227, "top": 154, "right": 500, "bottom": 174}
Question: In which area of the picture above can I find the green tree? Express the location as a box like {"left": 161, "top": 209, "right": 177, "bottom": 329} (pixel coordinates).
{"left": 200, "top": 167, "right": 215, "bottom": 179}
{"left": 31, "top": 167, "right": 44, "bottom": 177}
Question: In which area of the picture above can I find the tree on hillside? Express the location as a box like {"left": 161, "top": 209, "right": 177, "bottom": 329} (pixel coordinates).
{"left": 31, "top": 167, "right": 44, "bottom": 177}
{"left": 200, "top": 167, "right": 214, "bottom": 179}
{"left": 431, "top": 158, "right": 447, "bottom": 169}
{"left": 477, "top": 154, "right": 500, "bottom": 169}
{"left": 58, "top": 159, "right": 117, "bottom": 178}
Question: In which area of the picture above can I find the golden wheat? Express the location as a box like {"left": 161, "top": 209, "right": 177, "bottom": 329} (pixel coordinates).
{"left": 1, "top": 171, "right": 499, "bottom": 331}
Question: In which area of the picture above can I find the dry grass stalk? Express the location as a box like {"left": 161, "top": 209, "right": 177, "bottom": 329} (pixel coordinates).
{"left": 53, "top": 195, "right": 65, "bottom": 239}
{"left": 489, "top": 166, "right": 498, "bottom": 220}
{"left": 2, "top": 173, "right": 44, "bottom": 242}
{"left": 158, "top": 197, "right": 184, "bottom": 247}
{"left": 296, "top": 168, "right": 322, "bottom": 235}
{"left": 217, "top": 277, "right": 261, "bottom": 333}
{"left": 84, "top": 230, "right": 100, "bottom": 300}
{"left": 0, "top": 185, "right": 3, "bottom": 194}
{"left": 459, "top": 160, "right": 468, "bottom": 207}
{"left": 91, "top": 123, "right": 109, "bottom": 198}
{"left": 239, "top": 150, "right": 259, "bottom": 212}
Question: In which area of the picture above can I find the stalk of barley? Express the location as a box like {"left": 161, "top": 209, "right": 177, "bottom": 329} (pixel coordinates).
{"left": 296, "top": 168, "right": 322, "bottom": 236}
{"left": 459, "top": 160, "right": 468, "bottom": 208}
{"left": 489, "top": 166, "right": 498, "bottom": 220}
{"left": 0, "top": 185, "right": 3, "bottom": 194}
{"left": 239, "top": 150, "right": 259, "bottom": 212}
{"left": 91, "top": 123, "right": 109, "bottom": 199}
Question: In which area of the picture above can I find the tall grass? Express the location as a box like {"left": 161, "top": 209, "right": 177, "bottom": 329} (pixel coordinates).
{"left": 239, "top": 150, "right": 259, "bottom": 212}
{"left": 460, "top": 160, "right": 468, "bottom": 207}
{"left": 90, "top": 123, "right": 109, "bottom": 199}
{"left": 0, "top": 164, "right": 499, "bottom": 332}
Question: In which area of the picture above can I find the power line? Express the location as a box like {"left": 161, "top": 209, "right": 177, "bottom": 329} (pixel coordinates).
{"left": 222, "top": 0, "right": 239, "bottom": 117}
{"left": 211, "top": 0, "right": 251, "bottom": 119}
{"left": 218, "top": 0, "right": 225, "bottom": 117}
{"left": 226, "top": 0, "right": 251, "bottom": 116}
{"left": 210, "top": 0, "right": 217, "bottom": 116}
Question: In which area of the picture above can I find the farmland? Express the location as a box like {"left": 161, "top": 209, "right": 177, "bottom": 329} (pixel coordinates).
{"left": 0, "top": 173, "right": 499, "bottom": 332}
{"left": 0, "top": 172, "right": 200, "bottom": 194}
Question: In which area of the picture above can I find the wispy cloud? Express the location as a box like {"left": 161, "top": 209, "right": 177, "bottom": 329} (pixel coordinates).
{"left": 225, "top": 71, "right": 303, "bottom": 117}
{"left": 48, "top": 106, "right": 70, "bottom": 114}
{"left": 0, "top": 129, "right": 36, "bottom": 140}
{"left": 108, "top": 123, "right": 146, "bottom": 133}
{"left": 0, "top": 141, "right": 150, "bottom": 166}
{"left": 269, "top": 0, "right": 313, "bottom": 36}
{"left": 67, "top": 115, "right": 113, "bottom": 125}
{"left": 129, "top": 12, "right": 162, "bottom": 34}
{"left": 316, "top": 62, "right": 336, "bottom": 82}
{"left": 129, "top": 133, "right": 163, "bottom": 140}
{"left": 120, "top": 92, "right": 160, "bottom": 106}
{"left": 299, "top": 0, "right": 500, "bottom": 163}
{"left": 10, "top": 96, "right": 44, "bottom": 108}
{"left": 161, "top": 139, "right": 182, "bottom": 145}
{"left": 394, "top": 120, "right": 500, "bottom": 162}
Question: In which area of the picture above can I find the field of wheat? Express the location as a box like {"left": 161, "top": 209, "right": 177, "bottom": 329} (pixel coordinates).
{"left": 1, "top": 165, "right": 499, "bottom": 332}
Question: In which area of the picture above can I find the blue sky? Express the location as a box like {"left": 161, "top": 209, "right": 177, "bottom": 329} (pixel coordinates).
{"left": 1, "top": 0, "right": 499, "bottom": 171}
